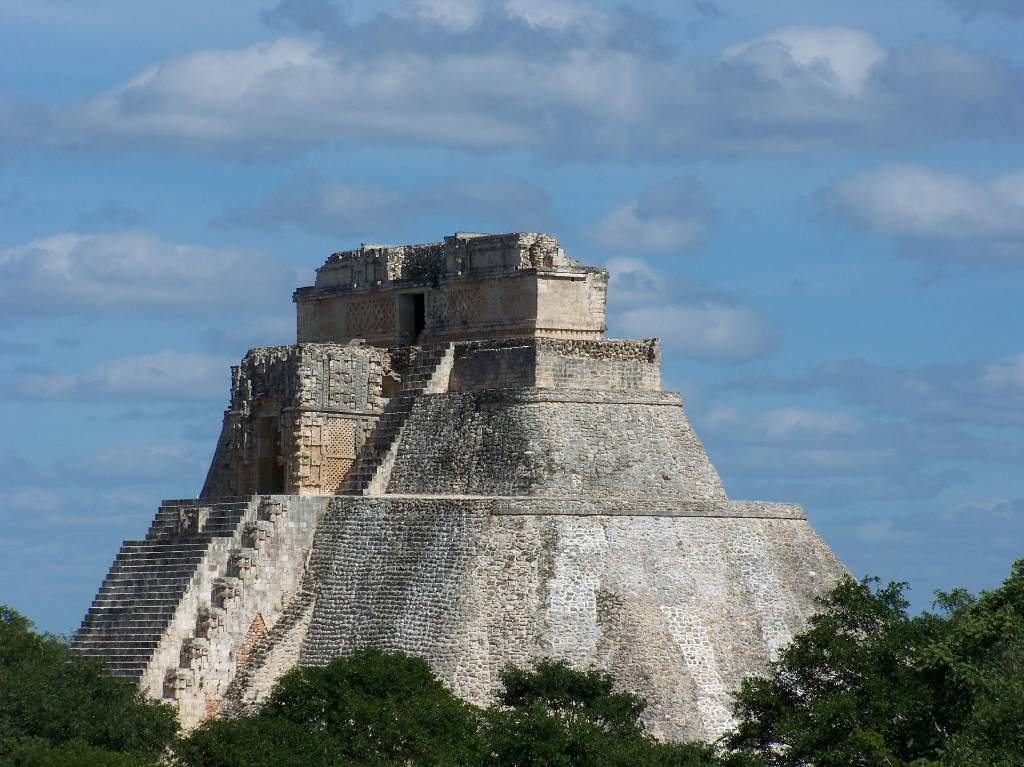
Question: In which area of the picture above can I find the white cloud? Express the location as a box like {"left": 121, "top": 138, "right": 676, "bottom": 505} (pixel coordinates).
{"left": 584, "top": 179, "right": 714, "bottom": 252}
{"left": 724, "top": 26, "right": 887, "bottom": 98}
{"left": 824, "top": 165, "right": 1024, "bottom": 264}
{"left": 13, "top": 350, "right": 230, "bottom": 401}
{"left": 0, "top": 231, "right": 295, "bottom": 315}
{"left": 980, "top": 353, "right": 1024, "bottom": 391}
{"left": 695, "top": 400, "right": 975, "bottom": 507}
{"left": 827, "top": 165, "right": 1024, "bottom": 238}
{"left": 3, "top": 17, "right": 1022, "bottom": 157}
{"left": 605, "top": 257, "right": 777, "bottom": 362}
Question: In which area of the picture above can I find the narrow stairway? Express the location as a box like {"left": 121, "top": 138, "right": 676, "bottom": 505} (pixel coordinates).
{"left": 71, "top": 498, "right": 256, "bottom": 682}
{"left": 340, "top": 343, "right": 453, "bottom": 496}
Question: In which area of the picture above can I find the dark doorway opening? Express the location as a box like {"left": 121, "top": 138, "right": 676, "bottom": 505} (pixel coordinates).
{"left": 399, "top": 292, "right": 427, "bottom": 341}
{"left": 413, "top": 293, "right": 426, "bottom": 337}
{"left": 257, "top": 416, "right": 285, "bottom": 494}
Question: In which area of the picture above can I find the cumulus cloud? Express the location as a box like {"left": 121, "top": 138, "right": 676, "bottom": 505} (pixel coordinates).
{"left": 724, "top": 26, "right": 887, "bottom": 98}
{"left": 824, "top": 164, "right": 1024, "bottom": 263}
{"left": 605, "top": 257, "right": 778, "bottom": 361}
{"left": 704, "top": 406, "right": 864, "bottom": 442}
{"left": 222, "top": 174, "right": 553, "bottom": 236}
{"left": 12, "top": 350, "right": 230, "bottom": 401}
{"left": 584, "top": 179, "right": 714, "bottom": 252}
{"left": 0, "top": 231, "right": 296, "bottom": 315}
{"left": 3, "top": 10, "right": 1023, "bottom": 157}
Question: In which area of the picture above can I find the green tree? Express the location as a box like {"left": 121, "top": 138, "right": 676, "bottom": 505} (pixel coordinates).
{"left": 721, "top": 561, "right": 1024, "bottom": 767}
{"left": 922, "top": 562, "right": 1024, "bottom": 766}
{"left": 176, "top": 647, "right": 485, "bottom": 767}
{"left": 0, "top": 606, "right": 177, "bottom": 766}
{"left": 486, "top": 659, "right": 722, "bottom": 767}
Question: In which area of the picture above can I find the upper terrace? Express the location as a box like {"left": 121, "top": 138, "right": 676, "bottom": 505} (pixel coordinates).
{"left": 293, "top": 231, "right": 608, "bottom": 346}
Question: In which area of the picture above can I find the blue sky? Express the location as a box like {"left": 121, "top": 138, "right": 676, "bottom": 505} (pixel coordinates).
{"left": 1, "top": 0, "right": 1023, "bottom": 633}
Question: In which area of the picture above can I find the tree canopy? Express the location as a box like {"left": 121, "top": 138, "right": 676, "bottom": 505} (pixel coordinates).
{"left": 725, "top": 560, "right": 1024, "bottom": 767}
{"left": 0, "top": 606, "right": 177, "bottom": 766}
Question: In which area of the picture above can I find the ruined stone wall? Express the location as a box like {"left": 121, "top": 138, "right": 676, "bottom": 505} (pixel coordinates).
{"left": 143, "top": 496, "right": 327, "bottom": 729}
{"left": 271, "top": 497, "right": 844, "bottom": 741}
{"left": 309, "top": 232, "right": 566, "bottom": 290}
{"left": 385, "top": 388, "right": 724, "bottom": 499}
{"left": 201, "top": 344, "right": 391, "bottom": 497}
{"left": 447, "top": 338, "right": 661, "bottom": 392}
{"left": 294, "top": 233, "right": 608, "bottom": 346}
{"left": 73, "top": 495, "right": 328, "bottom": 729}
{"left": 535, "top": 271, "right": 607, "bottom": 337}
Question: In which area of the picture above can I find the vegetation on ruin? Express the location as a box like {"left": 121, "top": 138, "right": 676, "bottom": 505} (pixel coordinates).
{"left": 0, "top": 606, "right": 177, "bottom": 767}
{"left": 1, "top": 559, "right": 1022, "bottom": 766}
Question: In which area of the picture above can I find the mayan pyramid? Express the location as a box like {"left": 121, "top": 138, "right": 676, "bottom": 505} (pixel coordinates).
{"left": 73, "top": 232, "right": 845, "bottom": 740}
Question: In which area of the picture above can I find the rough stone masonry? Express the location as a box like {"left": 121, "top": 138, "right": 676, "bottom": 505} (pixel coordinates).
{"left": 73, "top": 231, "right": 846, "bottom": 741}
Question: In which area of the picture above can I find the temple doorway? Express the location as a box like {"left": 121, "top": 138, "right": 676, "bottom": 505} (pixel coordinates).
{"left": 256, "top": 416, "right": 285, "bottom": 493}
{"left": 398, "top": 292, "right": 426, "bottom": 341}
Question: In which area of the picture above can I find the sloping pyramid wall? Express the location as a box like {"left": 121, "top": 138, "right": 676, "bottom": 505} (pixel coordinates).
{"left": 75, "top": 339, "right": 845, "bottom": 741}
{"left": 215, "top": 384, "right": 845, "bottom": 741}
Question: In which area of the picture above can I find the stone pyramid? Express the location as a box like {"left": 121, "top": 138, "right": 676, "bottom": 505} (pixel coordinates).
{"left": 73, "top": 232, "right": 845, "bottom": 740}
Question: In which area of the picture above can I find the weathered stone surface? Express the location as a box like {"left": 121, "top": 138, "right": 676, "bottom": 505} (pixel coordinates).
{"left": 295, "top": 232, "right": 608, "bottom": 345}
{"left": 385, "top": 388, "right": 725, "bottom": 500}
{"left": 289, "top": 498, "right": 842, "bottom": 741}
{"left": 73, "top": 231, "right": 846, "bottom": 740}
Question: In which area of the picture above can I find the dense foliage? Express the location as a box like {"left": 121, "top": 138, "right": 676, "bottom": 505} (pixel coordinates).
{"left": 485, "top": 659, "right": 720, "bottom": 767}
{"left": 0, "top": 607, "right": 177, "bottom": 766}
{"left": 1, "top": 558, "right": 1022, "bottom": 766}
{"left": 176, "top": 650, "right": 716, "bottom": 767}
{"left": 176, "top": 647, "right": 484, "bottom": 767}
{"left": 725, "top": 560, "right": 1024, "bottom": 767}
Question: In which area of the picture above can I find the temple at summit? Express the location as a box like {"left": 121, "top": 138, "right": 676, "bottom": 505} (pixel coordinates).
{"left": 73, "top": 231, "right": 845, "bottom": 740}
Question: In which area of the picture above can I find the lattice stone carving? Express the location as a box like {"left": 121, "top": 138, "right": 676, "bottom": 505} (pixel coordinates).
{"left": 325, "top": 418, "right": 356, "bottom": 459}
{"left": 321, "top": 457, "right": 352, "bottom": 493}
{"left": 345, "top": 296, "right": 395, "bottom": 336}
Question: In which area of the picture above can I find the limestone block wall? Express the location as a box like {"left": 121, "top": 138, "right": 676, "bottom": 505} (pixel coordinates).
{"left": 385, "top": 388, "right": 725, "bottom": 499}
{"left": 279, "top": 497, "right": 845, "bottom": 741}
{"left": 448, "top": 338, "right": 661, "bottom": 392}
{"left": 424, "top": 272, "right": 539, "bottom": 342}
{"left": 297, "top": 271, "right": 608, "bottom": 346}
{"left": 535, "top": 271, "right": 608, "bottom": 337}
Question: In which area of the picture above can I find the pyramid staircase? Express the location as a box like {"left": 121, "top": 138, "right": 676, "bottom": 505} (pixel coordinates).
{"left": 71, "top": 497, "right": 259, "bottom": 681}
{"left": 340, "top": 342, "right": 454, "bottom": 496}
